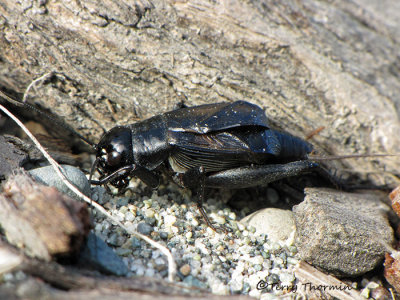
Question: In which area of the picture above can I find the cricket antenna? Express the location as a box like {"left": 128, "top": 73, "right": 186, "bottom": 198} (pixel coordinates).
{"left": 307, "top": 153, "right": 395, "bottom": 161}
{"left": 0, "top": 89, "right": 97, "bottom": 149}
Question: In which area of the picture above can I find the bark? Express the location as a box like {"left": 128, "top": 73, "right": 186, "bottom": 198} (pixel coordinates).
{"left": 294, "top": 261, "right": 364, "bottom": 300}
{"left": 0, "top": 0, "right": 399, "bottom": 185}
{"left": 0, "top": 171, "right": 90, "bottom": 261}
{"left": 0, "top": 255, "right": 252, "bottom": 300}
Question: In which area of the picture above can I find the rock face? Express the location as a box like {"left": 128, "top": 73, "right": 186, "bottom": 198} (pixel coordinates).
{"left": 293, "top": 188, "right": 394, "bottom": 276}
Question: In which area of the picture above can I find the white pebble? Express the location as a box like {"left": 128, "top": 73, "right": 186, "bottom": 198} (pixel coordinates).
{"left": 360, "top": 287, "right": 370, "bottom": 298}
{"left": 125, "top": 212, "right": 135, "bottom": 222}
{"left": 210, "top": 280, "right": 229, "bottom": 295}
{"left": 213, "top": 215, "right": 226, "bottom": 225}
{"left": 274, "top": 257, "right": 284, "bottom": 267}
{"left": 206, "top": 227, "right": 216, "bottom": 236}
{"left": 201, "top": 263, "right": 215, "bottom": 273}
{"left": 145, "top": 208, "right": 156, "bottom": 218}
{"left": 164, "top": 215, "right": 177, "bottom": 227}
{"left": 279, "top": 272, "right": 295, "bottom": 284}
{"left": 229, "top": 275, "right": 244, "bottom": 293}
{"left": 170, "top": 226, "right": 179, "bottom": 234}
{"left": 191, "top": 218, "right": 200, "bottom": 227}
{"left": 262, "top": 260, "right": 272, "bottom": 269}
{"left": 237, "top": 222, "right": 245, "bottom": 231}
{"left": 250, "top": 255, "right": 264, "bottom": 265}
{"left": 195, "top": 240, "right": 210, "bottom": 255}
{"left": 287, "top": 257, "right": 299, "bottom": 265}
{"left": 228, "top": 212, "right": 237, "bottom": 220}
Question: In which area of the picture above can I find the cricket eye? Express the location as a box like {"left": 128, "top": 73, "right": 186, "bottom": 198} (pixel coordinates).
{"left": 107, "top": 151, "right": 122, "bottom": 167}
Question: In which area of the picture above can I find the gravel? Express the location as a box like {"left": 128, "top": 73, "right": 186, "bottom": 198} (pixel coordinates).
{"left": 90, "top": 178, "right": 300, "bottom": 298}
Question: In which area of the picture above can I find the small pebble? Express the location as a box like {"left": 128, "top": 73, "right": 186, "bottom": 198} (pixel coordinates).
{"left": 116, "top": 198, "right": 129, "bottom": 207}
{"left": 211, "top": 280, "right": 229, "bottom": 295}
{"left": 179, "top": 264, "right": 191, "bottom": 276}
{"left": 125, "top": 212, "right": 135, "bottom": 222}
{"left": 145, "top": 217, "right": 156, "bottom": 226}
{"left": 230, "top": 276, "right": 244, "bottom": 293}
{"left": 212, "top": 215, "right": 226, "bottom": 225}
{"left": 268, "top": 273, "right": 280, "bottom": 284}
{"left": 164, "top": 215, "right": 177, "bottom": 227}
{"left": 137, "top": 222, "right": 153, "bottom": 235}
{"left": 145, "top": 208, "right": 156, "bottom": 218}
{"left": 191, "top": 218, "right": 200, "bottom": 227}
{"left": 279, "top": 272, "right": 295, "bottom": 284}
{"left": 143, "top": 199, "right": 152, "bottom": 208}
{"left": 193, "top": 254, "right": 202, "bottom": 261}
{"left": 185, "top": 231, "right": 193, "bottom": 240}
{"left": 242, "top": 282, "right": 251, "bottom": 294}
{"left": 183, "top": 275, "right": 205, "bottom": 289}
{"left": 266, "top": 188, "right": 279, "bottom": 204}
{"left": 360, "top": 286, "right": 370, "bottom": 298}
{"left": 115, "top": 248, "right": 132, "bottom": 256}
{"left": 254, "top": 264, "right": 262, "bottom": 272}
{"left": 130, "top": 237, "right": 142, "bottom": 248}
{"left": 159, "top": 232, "right": 169, "bottom": 240}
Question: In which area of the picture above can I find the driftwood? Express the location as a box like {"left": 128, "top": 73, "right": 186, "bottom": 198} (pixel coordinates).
{"left": 0, "top": 0, "right": 399, "bottom": 186}
{"left": 294, "top": 261, "right": 364, "bottom": 300}
{"left": 0, "top": 252, "right": 252, "bottom": 300}
{"left": 0, "top": 171, "right": 90, "bottom": 261}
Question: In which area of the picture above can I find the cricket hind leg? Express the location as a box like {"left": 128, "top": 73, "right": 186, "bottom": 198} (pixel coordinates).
{"left": 203, "top": 160, "right": 319, "bottom": 189}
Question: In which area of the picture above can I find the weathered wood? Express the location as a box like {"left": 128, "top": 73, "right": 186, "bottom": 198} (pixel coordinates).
{"left": 295, "top": 261, "right": 364, "bottom": 300}
{"left": 0, "top": 135, "right": 27, "bottom": 180}
{"left": 0, "top": 172, "right": 90, "bottom": 260}
{"left": 0, "top": 257, "right": 252, "bottom": 300}
{"left": 0, "top": 241, "right": 23, "bottom": 275}
{"left": 0, "top": 0, "right": 399, "bottom": 186}
{"left": 22, "top": 258, "right": 207, "bottom": 295}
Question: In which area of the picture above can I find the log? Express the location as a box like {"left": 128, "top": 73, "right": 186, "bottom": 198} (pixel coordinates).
{"left": 0, "top": 256, "right": 253, "bottom": 300}
{"left": 0, "top": 2, "right": 399, "bottom": 183}
{"left": 0, "top": 171, "right": 90, "bottom": 261}
{"left": 294, "top": 261, "right": 364, "bottom": 300}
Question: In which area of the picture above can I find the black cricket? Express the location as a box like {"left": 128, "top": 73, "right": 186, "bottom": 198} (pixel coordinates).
{"left": 2, "top": 90, "right": 376, "bottom": 231}
{"left": 89, "top": 101, "right": 320, "bottom": 231}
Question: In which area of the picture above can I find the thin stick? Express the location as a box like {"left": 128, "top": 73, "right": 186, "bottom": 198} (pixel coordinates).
{"left": 0, "top": 103, "right": 177, "bottom": 281}
{"left": 0, "top": 88, "right": 96, "bottom": 148}
{"left": 22, "top": 72, "right": 54, "bottom": 103}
